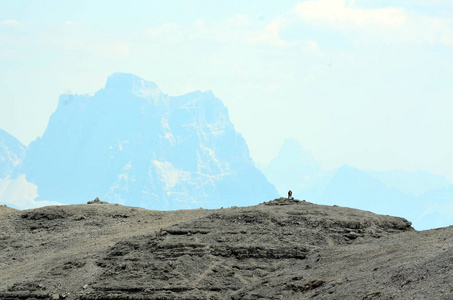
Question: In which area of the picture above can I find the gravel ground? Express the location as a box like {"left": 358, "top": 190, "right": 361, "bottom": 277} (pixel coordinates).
{"left": 0, "top": 198, "right": 451, "bottom": 299}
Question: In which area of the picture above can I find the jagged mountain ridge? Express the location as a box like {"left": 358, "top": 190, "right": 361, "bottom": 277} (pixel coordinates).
{"left": 0, "top": 130, "right": 37, "bottom": 209}
{"left": 16, "top": 73, "right": 277, "bottom": 209}
{"left": 0, "top": 129, "right": 26, "bottom": 178}
{"left": 1, "top": 199, "right": 452, "bottom": 299}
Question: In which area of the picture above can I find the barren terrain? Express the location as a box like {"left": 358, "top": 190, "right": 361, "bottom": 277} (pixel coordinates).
{"left": 0, "top": 198, "right": 452, "bottom": 299}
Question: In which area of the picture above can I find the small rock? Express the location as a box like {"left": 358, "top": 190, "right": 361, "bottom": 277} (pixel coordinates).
{"left": 345, "top": 232, "right": 360, "bottom": 240}
{"left": 51, "top": 294, "right": 60, "bottom": 300}
{"left": 87, "top": 197, "right": 109, "bottom": 204}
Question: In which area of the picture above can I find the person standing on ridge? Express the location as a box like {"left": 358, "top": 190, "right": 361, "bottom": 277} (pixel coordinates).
{"left": 288, "top": 190, "right": 293, "bottom": 200}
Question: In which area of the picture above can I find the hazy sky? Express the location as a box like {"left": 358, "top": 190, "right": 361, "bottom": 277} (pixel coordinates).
{"left": 1, "top": 0, "right": 452, "bottom": 179}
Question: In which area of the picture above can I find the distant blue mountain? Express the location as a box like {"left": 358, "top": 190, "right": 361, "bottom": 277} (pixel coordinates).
{"left": 0, "top": 129, "right": 26, "bottom": 178}
{"left": 366, "top": 169, "right": 450, "bottom": 196}
{"left": 261, "top": 140, "right": 453, "bottom": 230}
{"left": 288, "top": 165, "right": 450, "bottom": 230}
{"left": 264, "top": 139, "right": 321, "bottom": 196}
{"left": 16, "top": 73, "right": 278, "bottom": 209}
{"left": 305, "top": 165, "right": 417, "bottom": 218}
{"left": 415, "top": 184, "right": 453, "bottom": 229}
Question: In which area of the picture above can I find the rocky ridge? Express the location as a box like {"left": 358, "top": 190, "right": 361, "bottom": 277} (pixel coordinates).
{"left": 0, "top": 198, "right": 452, "bottom": 299}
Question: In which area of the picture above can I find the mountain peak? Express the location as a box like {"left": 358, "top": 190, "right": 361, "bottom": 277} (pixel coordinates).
{"left": 104, "top": 73, "right": 162, "bottom": 99}
{"left": 19, "top": 73, "right": 278, "bottom": 209}
{"left": 270, "top": 139, "right": 319, "bottom": 169}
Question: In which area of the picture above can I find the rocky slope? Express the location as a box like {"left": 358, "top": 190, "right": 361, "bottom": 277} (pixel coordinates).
{"left": 0, "top": 198, "right": 452, "bottom": 299}
{"left": 0, "top": 129, "right": 26, "bottom": 178}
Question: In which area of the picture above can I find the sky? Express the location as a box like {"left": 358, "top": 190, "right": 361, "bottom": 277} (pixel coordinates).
{"left": 1, "top": 0, "right": 453, "bottom": 179}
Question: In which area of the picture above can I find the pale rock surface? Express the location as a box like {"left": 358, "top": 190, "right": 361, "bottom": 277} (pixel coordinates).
{"left": 17, "top": 73, "right": 278, "bottom": 209}
{"left": 0, "top": 129, "right": 26, "bottom": 178}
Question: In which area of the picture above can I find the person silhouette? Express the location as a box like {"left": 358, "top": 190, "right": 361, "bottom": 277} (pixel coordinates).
{"left": 288, "top": 190, "right": 293, "bottom": 200}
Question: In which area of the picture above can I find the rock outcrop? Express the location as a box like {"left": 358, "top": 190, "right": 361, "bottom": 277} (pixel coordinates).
{"left": 87, "top": 197, "right": 109, "bottom": 205}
